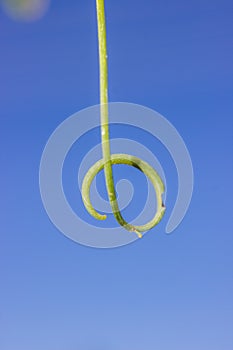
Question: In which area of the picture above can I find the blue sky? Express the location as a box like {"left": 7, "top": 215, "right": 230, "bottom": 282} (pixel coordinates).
{"left": 1, "top": 0, "right": 233, "bottom": 349}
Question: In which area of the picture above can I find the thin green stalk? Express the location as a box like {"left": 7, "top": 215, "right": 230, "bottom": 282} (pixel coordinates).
{"left": 81, "top": 0, "right": 165, "bottom": 237}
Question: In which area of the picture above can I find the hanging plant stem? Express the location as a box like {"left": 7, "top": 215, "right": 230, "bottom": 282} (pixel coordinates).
{"left": 81, "top": 0, "right": 166, "bottom": 237}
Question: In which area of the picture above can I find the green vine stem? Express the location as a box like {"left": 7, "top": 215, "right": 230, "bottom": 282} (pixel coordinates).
{"left": 81, "top": 0, "right": 166, "bottom": 237}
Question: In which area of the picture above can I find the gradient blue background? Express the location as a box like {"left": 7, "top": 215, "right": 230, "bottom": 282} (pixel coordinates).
{"left": 1, "top": 0, "right": 233, "bottom": 349}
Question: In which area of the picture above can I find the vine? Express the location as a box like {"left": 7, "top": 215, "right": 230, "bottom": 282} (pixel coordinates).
{"left": 81, "top": 0, "right": 165, "bottom": 237}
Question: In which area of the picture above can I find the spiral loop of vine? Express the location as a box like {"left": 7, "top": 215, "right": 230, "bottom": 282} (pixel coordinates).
{"left": 81, "top": 0, "right": 165, "bottom": 237}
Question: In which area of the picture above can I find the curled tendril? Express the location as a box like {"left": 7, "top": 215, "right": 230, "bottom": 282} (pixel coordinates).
{"left": 81, "top": 0, "right": 166, "bottom": 238}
